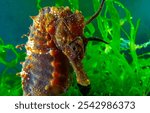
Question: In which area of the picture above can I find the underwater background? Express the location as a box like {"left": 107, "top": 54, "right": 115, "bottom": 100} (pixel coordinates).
{"left": 0, "top": 0, "right": 150, "bottom": 96}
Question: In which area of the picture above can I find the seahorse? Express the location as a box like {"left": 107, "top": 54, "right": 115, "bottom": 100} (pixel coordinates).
{"left": 19, "top": 0, "right": 106, "bottom": 96}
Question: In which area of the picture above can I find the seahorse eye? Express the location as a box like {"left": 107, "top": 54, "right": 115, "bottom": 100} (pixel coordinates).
{"left": 71, "top": 43, "right": 81, "bottom": 54}
{"left": 68, "top": 37, "right": 84, "bottom": 60}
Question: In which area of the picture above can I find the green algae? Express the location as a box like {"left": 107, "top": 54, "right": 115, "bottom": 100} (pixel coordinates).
{"left": 0, "top": 37, "right": 25, "bottom": 96}
{"left": 36, "top": 0, "right": 42, "bottom": 9}
{"left": 0, "top": 0, "right": 150, "bottom": 96}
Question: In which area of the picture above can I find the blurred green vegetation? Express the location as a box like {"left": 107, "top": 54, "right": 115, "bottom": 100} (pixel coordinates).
{"left": 0, "top": 38, "right": 25, "bottom": 95}
{"left": 0, "top": 0, "right": 150, "bottom": 96}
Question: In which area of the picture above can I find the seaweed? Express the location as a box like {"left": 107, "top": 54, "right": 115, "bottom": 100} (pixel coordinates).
{"left": 0, "top": 0, "right": 150, "bottom": 96}
{"left": 36, "top": 0, "right": 42, "bottom": 9}
{"left": 0, "top": 37, "right": 25, "bottom": 96}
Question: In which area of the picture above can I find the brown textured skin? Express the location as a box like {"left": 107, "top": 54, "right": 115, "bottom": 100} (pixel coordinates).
{"left": 20, "top": 6, "right": 90, "bottom": 96}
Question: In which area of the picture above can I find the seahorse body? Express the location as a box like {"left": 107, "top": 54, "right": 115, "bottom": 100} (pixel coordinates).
{"left": 20, "top": 6, "right": 90, "bottom": 96}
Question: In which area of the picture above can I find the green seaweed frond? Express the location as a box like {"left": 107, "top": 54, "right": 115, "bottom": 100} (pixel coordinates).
{"left": 0, "top": 37, "right": 24, "bottom": 96}
{"left": 36, "top": 0, "right": 42, "bottom": 9}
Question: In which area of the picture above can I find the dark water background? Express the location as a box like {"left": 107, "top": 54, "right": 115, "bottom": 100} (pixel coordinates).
{"left": 0, "top": 0, "right": 150, "bottom": 70}
{"left": 0, "top": 0, "right": 150, "bottom": 44}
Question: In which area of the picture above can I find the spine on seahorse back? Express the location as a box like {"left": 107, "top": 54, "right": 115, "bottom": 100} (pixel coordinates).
{"left": 20, "top": 7, "right": 70, "bottom": 96}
